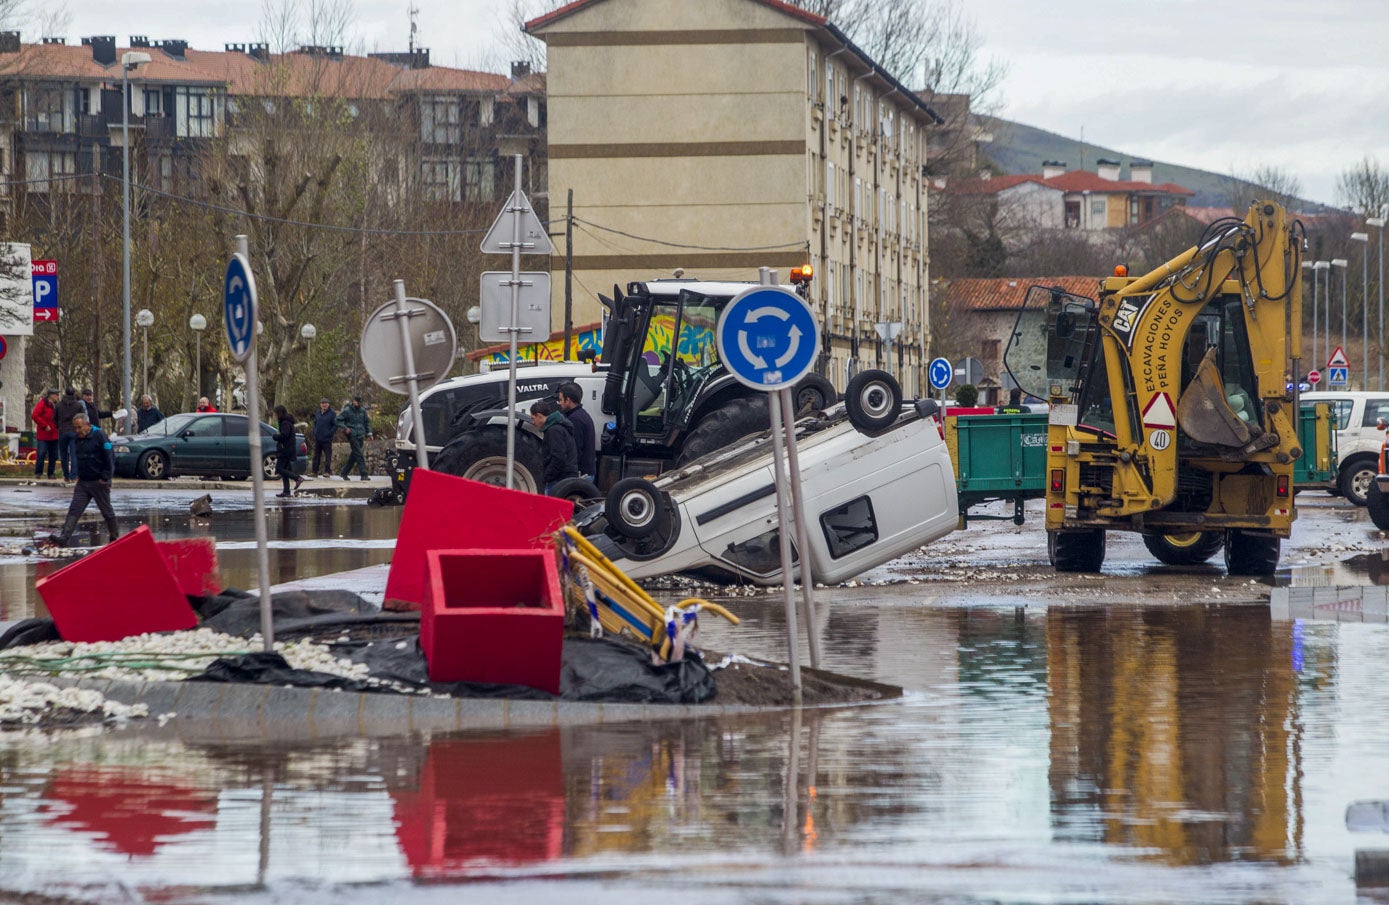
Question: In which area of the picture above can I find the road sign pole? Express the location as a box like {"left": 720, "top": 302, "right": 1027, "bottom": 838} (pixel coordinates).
{"left": 780, "top": 385, "right": 821, "bottom": 670}
{"left": 234, "top": 234, "right": 274, "bottom": 652}
{"left": 506, "top": 154, "right": 522, "bottom": 489}
{"left": 388, "top": 280, "right": 430, "bottom": 470}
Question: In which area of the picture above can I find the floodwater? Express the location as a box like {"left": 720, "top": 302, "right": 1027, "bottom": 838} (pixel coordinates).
{"left": 3, "top": 489, "right": 1389, "bottom": 902}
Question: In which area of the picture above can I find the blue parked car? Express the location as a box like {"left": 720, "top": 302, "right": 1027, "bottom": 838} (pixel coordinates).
{"left": 113, "top": 412, "right": 308, "bottom": 480}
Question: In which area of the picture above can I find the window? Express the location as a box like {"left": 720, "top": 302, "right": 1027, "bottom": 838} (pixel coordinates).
{"left": 72, "top": 87, "right": 90, "bottom": 116}
{"left": 808, "top": 49, "right": 816, "bottom": 99}
{"left": 24, "top": 151, "right": 75, "bottom": 191}
{"left": 29, "top": 84, "right": 66, "bottom": 132}
{"left": 464, "top": 155, "right": 495, "bottom": 201}
{"left": 421, "top": 96, "right": 461, "bottom": 144}
{"left": 175, "top": 87, "right": 219, "bottom": 138}
{"left": 720, "top": 528, "right": 795, "bottom": 576}
{"left": 1090, "top": 198, "right": 1106, "bottom": 218}
{"left": 1065, "top": 200, "right": 1081, "bottom": 228}
{"left": 820, "top": 496, "right": 878, "bottom": 559}
{"left": 826, "top": 160, "right": 835, "bottom": 207}
{"left": 421, "top": 158, "right": 461, "bottom": 202}
{"left": 144, "top": 89, "right": 162, "bottom": 116}
{"left": 1361, "top": 399, "right": 1389, "bottom": 427}
{"left": 825, "top": 61, "right": 834, "bottom": 111}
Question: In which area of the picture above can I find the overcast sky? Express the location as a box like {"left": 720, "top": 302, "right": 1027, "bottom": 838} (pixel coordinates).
{"left": 51, "top": 0, "right": 1389, "bottom": 206}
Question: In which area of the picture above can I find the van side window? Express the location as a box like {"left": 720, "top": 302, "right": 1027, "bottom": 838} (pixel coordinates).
{"left": 1332, "top": 400, "right": 1353, "bottom": 430}
{"left": 821, "top": 496, "right": 878, "bottom": 559}
{"left": 1362, "top": 399, "right": 1389, "bottom": 427}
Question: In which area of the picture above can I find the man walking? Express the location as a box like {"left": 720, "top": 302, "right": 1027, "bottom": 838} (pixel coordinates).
{"left": 311, "top": 398, "right": 337, "bottom": 477}
{"left": 54, "top": 387, "right": 83, "bottom": 482}
{"left": 136, "top": 394, "right": 164, "bottom": 432}
{"left": 336, "top": 395, "right": 372, "bottom": 480}
{"left": 556, "top": 382, "right": 596, "bottom": 481}
{"left": 48, "top": 413, "right": 119, "bottom": 547}
{"left": 31, "top": 389, "right": 59, "bottom": 480}
{"left": 530, "top": 400, "right": 578, "bottom": 494}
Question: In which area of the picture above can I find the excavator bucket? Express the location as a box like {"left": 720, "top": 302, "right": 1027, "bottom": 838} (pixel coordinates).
{"left": 1176, "top": 347, "right": 1255, "bottom": 448}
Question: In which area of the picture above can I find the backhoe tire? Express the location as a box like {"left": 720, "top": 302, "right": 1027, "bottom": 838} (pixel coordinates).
{"left": 1224, "top": 530, "right": 1280, "bottom": 576}
{"left": 845, "top": 369, "right": 902, "bottom": 433}
{"left": 1047, "top": 528, "right": 1106, "bottom": 573}
{"left": 675, "top": 396, "right": 769, "bottom": 467}
{"left": 548, "top": 477, "right": 602, "bottom": 508}
{"left": 1368, "top": 481, "right": 1389, "bottom": 530}
{"left": 1339, "top": 456, "right": 1377, "bottom": 507}
{"left": 1142, "top": 531, "right": 1224, "bottom": 566}
{"left": 433, "top": 427, "right": 543, "bottom": 495}
{"left": 605, "top": 477, "right": 666, "bottom": 539}
{"left": 793, "top": 374, "right": 837, "bottom": 415}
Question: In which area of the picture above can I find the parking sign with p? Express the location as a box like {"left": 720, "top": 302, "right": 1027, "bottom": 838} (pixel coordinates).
{"left": 31, "top": 259, "right": 57, "bottom": 323}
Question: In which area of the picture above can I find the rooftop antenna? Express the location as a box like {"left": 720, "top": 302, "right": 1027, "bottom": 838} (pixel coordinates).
{"left": 408, "top": 2, "right": 419, "bottom": 54}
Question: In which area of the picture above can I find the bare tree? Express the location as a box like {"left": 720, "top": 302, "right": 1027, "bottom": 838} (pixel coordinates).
{"left": 1337, "top": 156, "right": 1389, "bottom": 218}
{"left": 1223, "top": 164, "right": 1304, "bottom": 213}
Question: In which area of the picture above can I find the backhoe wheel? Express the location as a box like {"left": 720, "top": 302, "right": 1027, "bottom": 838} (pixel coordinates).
{"left": 1142, "top": 531, "right": 1224, "bottom": 566}
{"left": 1047, "top": 529, "right": 1106, "bottom": 573}
{"left": 1339, "top": 457, "right": 1377, "bottom": 507}
{"left": 675, "top": 396, "right": 769, "bottom": 467}
{"left": 433, "top": 427, "right": 543, "bottom": 495}
{"left": 1224, "top": 530, "right": 1281, "bottom": 576}
{"left": 548, "top": 477, "right": 603, "bottom": 508}
{"left": 605, "top": 477, "right": 666, "bottom": 539}
{"left": 1368, "top": 481, "right": 1389, "bottom": 530}
{"left": 845, "top": 369, "right": 902, "bottom": 433}
{"left": 793, "top": 374, "right": 837, "bottom": 415}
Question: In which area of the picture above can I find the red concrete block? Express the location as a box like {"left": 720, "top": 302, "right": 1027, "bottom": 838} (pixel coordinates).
{"left": 420, "top": 548, "right": 564, "bottom": 693}
{"left": 385, "top": 469, "right": 573, "bottom": 611}
{"left": 36, "top": 525, "right": 198, "bottom": 643}
{"left": 156, "top": 537, "right": 223, "bottom": 597}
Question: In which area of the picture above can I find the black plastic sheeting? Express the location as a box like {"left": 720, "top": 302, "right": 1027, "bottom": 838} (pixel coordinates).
{"left": 6, "top": 588, "right": 716, "bottom": 705}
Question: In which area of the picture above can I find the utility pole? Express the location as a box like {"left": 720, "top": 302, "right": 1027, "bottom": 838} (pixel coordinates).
{"left": 563, "top": 188, "right": 573, "bottom": 360}
{"left": 90, "top": 143, "right": 101, "bottom": 401}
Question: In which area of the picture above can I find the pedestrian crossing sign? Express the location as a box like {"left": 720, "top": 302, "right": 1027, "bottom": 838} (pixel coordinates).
{"left": 1329, "top": 366, "right": 1349, "bottom": 387}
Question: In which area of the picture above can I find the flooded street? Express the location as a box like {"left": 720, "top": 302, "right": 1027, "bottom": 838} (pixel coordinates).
{"left": 1, "top": 487, "right": 1388, "bottom": 902}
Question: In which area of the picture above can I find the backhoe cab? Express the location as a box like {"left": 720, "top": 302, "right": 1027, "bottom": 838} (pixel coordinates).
{"left": 1005, "top": 201, "right": 1310, "bottom": 575}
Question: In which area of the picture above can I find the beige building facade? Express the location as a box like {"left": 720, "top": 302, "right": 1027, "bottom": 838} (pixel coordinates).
{"left": 527, "top": 0, "right": 939, "bottom": 393}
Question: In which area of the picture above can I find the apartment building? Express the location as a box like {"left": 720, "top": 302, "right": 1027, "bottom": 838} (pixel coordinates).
{"left": 526, "top": 0, "right": 940, "bottom": 392}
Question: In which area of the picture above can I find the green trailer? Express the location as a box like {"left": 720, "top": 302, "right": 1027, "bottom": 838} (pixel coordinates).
{"left": 947, "top": 403, "right": 1338, "bottom": 527}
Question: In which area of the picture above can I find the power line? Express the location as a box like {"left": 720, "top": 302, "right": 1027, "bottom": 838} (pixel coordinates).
{"left": 574, "top": 216, "right": 810, "bottom": 253}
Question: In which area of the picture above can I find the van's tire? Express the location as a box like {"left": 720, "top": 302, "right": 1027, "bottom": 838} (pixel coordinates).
{"left": 1224, "top": 530, "right": 1280, "bottom": 576}
{"left": 605, "top": 477, "right": 665, "bottom": 539}
{"left": 845, "top": 369, "right": 902, "bottom": 432}
{"left": 433, "top": 427, "right": 543, "bottom": 495}
{"left": 1143, "top": 531, "right": 1224, "bottom": 565}
{"left": 1339, "top": 456, "right": 1378, "bottom": 506}
{"left": 1047, "top": 529, "right": 1105, "bottom": 572}
{"left": 1368, "top": 481, "right": 1389, "bottom": 530}
{"left": 676, "top": 396, "right": 769, "bottom": 467}
{"left": 549, "top": 477, "right": 602, "bottom": 507}
{"left": 793, "top": 374, "right": 837, "bottom": 414}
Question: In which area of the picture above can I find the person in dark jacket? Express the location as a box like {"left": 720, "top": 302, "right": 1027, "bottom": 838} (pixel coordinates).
{"left": 80, "top": 388, "right": 111, "bottom": 424}
{"left": 273, "top": 405, "right": 304, "bottom": 498}
{"left": 136, "top": 395, "right": 164, "bottom": 432}
{"left": 31, "top": 389, "right": 59, "bottom": 479}
{"left": 336, "top": 395, "right": 372, "bottom": 480}
{"left": 54, "top": 387, "right": 83, "bottom": 481}
{"left": 530, "top": 400, "right": 578, "bottom": 494}
{"left": 311, "top": 398, "right": 337, "bottom": 477}
{"left": 556, "top": 382, "right": 596, "bottom": 481}
{"left": 49, "top": 413, "right": 119, "bottom": 546}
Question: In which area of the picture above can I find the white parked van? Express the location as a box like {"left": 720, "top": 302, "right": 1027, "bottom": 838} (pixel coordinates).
{"left": 1305, "top": 391, "right": 1389, "bottom": 505}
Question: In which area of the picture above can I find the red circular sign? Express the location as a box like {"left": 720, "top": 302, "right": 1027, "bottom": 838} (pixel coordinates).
{"left": 1308, "top": 369, "right": 1321, "bottom": 384}
{"left": 0, "top": 335, "right": 7, "bottom": 360}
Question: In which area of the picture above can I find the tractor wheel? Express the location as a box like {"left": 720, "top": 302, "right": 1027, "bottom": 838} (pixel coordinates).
{"left": 1224, "top": 530, "right": 1281, "bottom": 576}
{"left": 844, "top": 369, "right": 902, "bottom": 432}
{"left": 433, "top": 427, "right": 543, "bottom": 495}
{"left": 793, "top": 374, "right": 837, "bottom": 415}
{"left": 548, "top": 477, "right": 603, "bottom": 508}
{"left": 1142, "top": 531, "right": 1224, "bottom": 566}
{"left": 675, "top": 396, "right": 770, "bottom": 467}
{"left": 1369, "top": 481, "right": 1389, "bottom": 531}
{"left": 1047, "top": 528, "right": 1106, "bottom": 572}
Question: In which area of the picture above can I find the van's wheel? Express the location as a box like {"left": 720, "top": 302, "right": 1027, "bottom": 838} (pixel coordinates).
{"left": 549, "top": 477, "right": 602, "bottom": 508}
{"left": 844, "top": 369, "right": 902, "bottom": 432}
{"left": 1339, "top": 457, "right": 1377, "bottom": 506}
{"left": 793, "top": 374, "right": 837, "bottom": 414}
{"left": 676, "top": 396, "right": 769, "bottom": 467}
{"left": 1368, "top": 481, "right": 1389, "bottom": 530}
{"left": 1047, "top": 529, "right": 1105, "bottom": 572}
{"left": 433, "top": 427, "right": 543, "bottom": 495}
{"left": 1142, "top": 531, "right": 1224, "bottom": 565}
{"left": 605, "top": 477, "right": 665, "bottom": 539}
{"left": 1224, "top": 530, "right": 1280, "bottom": 576}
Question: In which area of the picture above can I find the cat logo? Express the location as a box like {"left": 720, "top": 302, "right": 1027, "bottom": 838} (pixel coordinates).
{"left": 1111, "top": 298, "right": 1145, "bottom": 339}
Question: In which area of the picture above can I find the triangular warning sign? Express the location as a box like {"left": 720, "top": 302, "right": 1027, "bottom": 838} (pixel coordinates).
{"left": 1141, "top": 391, "right": 1177, "bottom": 429}
{"left": 1328, "top": 345, "right": 1349, "bottom": 368}
{"left": 481, "top": 190, "right": 554, "bottom": 255}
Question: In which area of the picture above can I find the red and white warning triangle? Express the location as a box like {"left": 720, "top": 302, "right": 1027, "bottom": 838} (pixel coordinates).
{"left": 1141, "top": 391, "right": 1177, "bottom": 429}
{"left": 1328, "top": 345, "right": 1349, "bottom": 368}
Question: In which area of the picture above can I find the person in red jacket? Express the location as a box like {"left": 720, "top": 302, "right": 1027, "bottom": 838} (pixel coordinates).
{"left": 30, "top": 388, "right": 59, "bottom": 479}
{"left": 196, "top": 396, "right": 218, "bottom": 413}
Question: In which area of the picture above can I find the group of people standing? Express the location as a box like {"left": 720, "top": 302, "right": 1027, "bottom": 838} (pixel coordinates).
{"left": 275, "top": 396, "right": 373, "bottom": 497}
{"left": 530, "top": 381, "right": 596, "bottom": 493}
{"left": 30, "top": 387, "right": 111, "bottom": 482}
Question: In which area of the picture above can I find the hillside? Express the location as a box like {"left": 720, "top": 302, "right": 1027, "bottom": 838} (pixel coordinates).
{"left": 979, "top": 118, "right": 1328, "bottom": 211}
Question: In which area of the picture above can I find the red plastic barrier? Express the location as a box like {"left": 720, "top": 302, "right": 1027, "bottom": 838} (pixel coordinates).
{"left": 156, "top": 537, "right": 222, "bottom": 597}
{"left": 946, "top": 407, "right": 997, "bottom": 416}
{"left": 420, "top": 548, "right": 564, "bottom": 693}
{"left": 385, "top": 469, "right": 573, "bottom": 611}
{"left": 36, "top": 525, "right": 198, "bottom": 642}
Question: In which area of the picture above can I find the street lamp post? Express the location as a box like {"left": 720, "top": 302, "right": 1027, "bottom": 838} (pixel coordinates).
{"left": 121, "top": 50, "right": 152, "bottom": 436}
{"left": 189, "top": 313, "right": 207, "bottom": 400}
{"left": 1370, "top": 214, "right": 1388, "bottom": 389}
{"left": 1331, "top": 259, "right": 1348, "bottom": 373}
{"left": 1352, "top": 232, "right": 1370, "bottom": 385}
{"left": 1313, "top": 261, "right": 1330, "bottom": 382}
{"left": 1301, "top": 260, "right": 1314, "bottom": 384}
{"left": 300, "top": 322, "right": 317, "bottom": 368}
{"left": 136, "top": 308, "right": 154, "bottom": 396}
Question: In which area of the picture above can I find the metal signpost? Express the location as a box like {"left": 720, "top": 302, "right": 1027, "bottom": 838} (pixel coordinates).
{"left": 360, "top": 285, "right": 457, "bottom": 470}
{"left": 928, "top": 356, "right": 952, "bottom": 405}
{"left": 480, "top": 155, "right": 553, "bottom": 489}
{"left": 1327, "top": 346, "right": 1349, "bottom": 389}
{"left": 225, "top": 236, "right": 274, "bottom": 651}
{"left": 716, "top": 268, "right": 823, "bottom": 697}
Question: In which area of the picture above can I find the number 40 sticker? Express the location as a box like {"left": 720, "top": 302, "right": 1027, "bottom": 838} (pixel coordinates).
{"left": 1149, "top": 429, "right": 1171, "bottom": 451}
